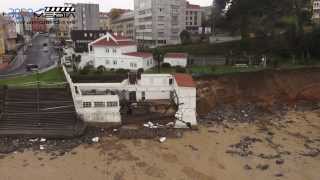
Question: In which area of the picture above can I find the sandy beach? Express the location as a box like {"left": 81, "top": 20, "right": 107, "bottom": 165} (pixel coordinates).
{"left": 0, "top": 108, "right": 319, "bottom": 180}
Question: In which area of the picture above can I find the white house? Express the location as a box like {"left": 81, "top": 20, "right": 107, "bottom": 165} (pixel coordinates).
{"left": 88, "top": 33, "right": 155, "bottom": 70}
{"left": 63, "top": 66, "right": 197, "bottom": 128}
{"left": 164, "top": 53, "right": 188, "bottom": 67}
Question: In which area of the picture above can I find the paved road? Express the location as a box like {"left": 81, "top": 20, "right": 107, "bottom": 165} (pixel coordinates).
{"left": 0, "top": 34, "right": 59, "bottom": 77}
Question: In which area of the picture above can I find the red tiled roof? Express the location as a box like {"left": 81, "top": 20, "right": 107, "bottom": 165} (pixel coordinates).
{"left": 165, "top": 53, "right": 188, "bottom": 59}
{"left": 91, "top": 38, "right": 136, "bottom": 46}
{"left": 186, "top": 1, "right": 201, "bottom": 9}
{"left": 174, "top": 73, "right": 196, "bottom": 87}
{"left": 123, "top": 52, "right": 153, "bottom": 58}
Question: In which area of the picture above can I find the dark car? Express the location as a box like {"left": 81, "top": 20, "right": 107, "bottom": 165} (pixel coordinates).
{"left": 26, "top": 64, "right": 39, "bottom": 71}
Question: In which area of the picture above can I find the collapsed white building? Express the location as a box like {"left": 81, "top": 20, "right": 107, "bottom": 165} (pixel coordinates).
{"left": 63, "top": 67, "right": 197, "bottom": 128}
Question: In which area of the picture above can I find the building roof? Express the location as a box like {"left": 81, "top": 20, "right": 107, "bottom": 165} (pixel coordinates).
{"left": 186, "top": 1, "right": 201, "bottom": 9}
{"left": 90, "top": 32, "right": 136, "bottom": 46}
{"left": 165, "top": 53, "right": 188, "bottom": 59}
{"left": 71, "top": 30, "right": 108, "bottom": 41}
{"left": 174, "top": 73, "right": 196, "bottom": 87}
{"left": 91, "top": 38, "right": 136, "bottom": 46}
{"left": 123, "top": 52, "right": 153, "bottom": 58}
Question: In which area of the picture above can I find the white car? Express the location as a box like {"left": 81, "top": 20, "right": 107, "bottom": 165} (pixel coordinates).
{"left": 64, "top": 61, "right": 72, "bottom": 67}
{"left": 43, "top": 46, "right": 49, "bottom": 52}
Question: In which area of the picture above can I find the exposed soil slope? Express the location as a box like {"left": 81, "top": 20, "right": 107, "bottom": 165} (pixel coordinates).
{"left": 196, "top": 68, "right": 320, "bottom": 115}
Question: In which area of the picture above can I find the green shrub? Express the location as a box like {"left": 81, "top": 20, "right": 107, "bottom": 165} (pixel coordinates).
{"left": 175, "top": 66, "right": 186, "bottom": 73}
{"left": 116, "top": 68, "right": 130, "bottom": 74}
{"left": 96, "top": 66, "right": 106, "bottom": 74}
{"left": 162, "top": 63, "right": 171, "bottom": 68}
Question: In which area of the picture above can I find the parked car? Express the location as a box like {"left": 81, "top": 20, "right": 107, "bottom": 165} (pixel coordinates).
{"left": 26, "top": 64, "right": 39, "bottom": 71}
{"left": 64, "top": 61, "right": 72, "bottom": 67}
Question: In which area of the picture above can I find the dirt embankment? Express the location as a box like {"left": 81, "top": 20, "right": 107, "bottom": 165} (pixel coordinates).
{"left": 196, "top": 68, "right": 320, "bottom": 116}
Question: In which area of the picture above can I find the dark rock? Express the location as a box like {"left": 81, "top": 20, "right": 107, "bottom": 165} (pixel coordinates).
{"left": 244, "top": 164, "right": 252, "bottom": 170}
{"left": 276, "top": 159, "right": 284, "bottom": 165}
{"left": 256, "top": 164, "right": 269, "bottom": 170}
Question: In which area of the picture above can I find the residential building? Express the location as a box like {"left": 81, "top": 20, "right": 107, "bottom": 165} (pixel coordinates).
{"left": 134, "top": 0, "right": 187, "bottom": 47}
{"left": 70, "top": 30, "right": 108, "bottom": 52}
{"left": 201, "top": 6, "right": 213, "bottom": 34}
{"left": 3, "top": 16, "right": 17, "bottom": 52}
{"left": 185, "top": 1, "right": 202, "bottom": 34}
{"left": 164, "top": 53, "right": 188, "bottom": 67}
{"left": 99, "top": 12, "right": 111, "bottom": 30}
{"left": 13, "top": 11, "right": 33, "bottom": 43}
{"left": 63, "top": 66, "right": 197, "bottom": 128}
{"left": 313, "top": 0, "right": 320, "bottom": 23}
{"left": 0, "top": 16, "right": 6, "bottom": 56}
{"left": 88, "top": 32, "right": 154, "bottom": 70}
{"left": 57, "top": 3, "right": 76, "bottom": 40}
{"left": 74, "top": 3, "right": 99, "bottom": 30}
{"left": 111, "top": 11, "right": 135, "bottom": 40}
{"left": 31, "top": 17, "right": 47, "bottom": 33}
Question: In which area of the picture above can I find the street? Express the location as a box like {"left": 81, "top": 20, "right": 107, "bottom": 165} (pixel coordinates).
{"left": 0, "top": 34, "right": 59, "bottom": 77}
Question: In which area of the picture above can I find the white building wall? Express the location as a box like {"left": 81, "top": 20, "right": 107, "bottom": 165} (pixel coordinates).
{"left": 173, "top": 83, "right": 197, "bottom": 128}
{"left": 75, "top": 95, "right": 121, "bottom": 124}
{"left": 164, "top": 57, "right": 187, "bottom": 67}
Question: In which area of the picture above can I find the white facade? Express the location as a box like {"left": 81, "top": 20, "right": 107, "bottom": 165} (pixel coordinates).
{"left": 164, "top": 53, "right": 188, "bottom": 67}
{"left": 63, "top": 66, "right": 197, "bottom": 128}
{"left": 134, "top": 0, "right": 187, "bottom": 47}
{"left": 88, "top": 33, "right": 155, "bottom": 70}
{"left": 164, "top": 57, "right": 187, "bottom": 67}
{"left": 313, "top": 0, "right": 320, "bottom": 22}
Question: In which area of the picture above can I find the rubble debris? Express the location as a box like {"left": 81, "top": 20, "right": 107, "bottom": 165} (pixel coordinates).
{"left": 91, "top": 137, "right": 100, "bottom": 143}
{"left": 159, "top": 137, "right": 166, "bottom": 143}
{"left": 226, "top": 136, "right": 262, "bottom": 157}
{"left": 186, "top": 145, "right": 199, "bottom": 151}
{"left": 276, "top": 159, "right": 285, "bottom": 165}
{"left": 300, "top": 149, "right": 320, "bottom": 157}
{"left": 275, "top": 173, "right": 284, "bottom": 177}
{"left": 243, "top": 164, "right": 252, "bottom": 170}
{"left": 258, "top": 153, "right": 281, "bottom": 159}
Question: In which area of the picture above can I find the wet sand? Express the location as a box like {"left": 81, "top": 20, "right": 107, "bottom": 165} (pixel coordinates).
{"left": 0, "top": 109, "right": 319, "bottom": 180}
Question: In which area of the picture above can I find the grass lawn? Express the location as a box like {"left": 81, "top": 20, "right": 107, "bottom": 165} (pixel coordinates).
{"left": 0, "top": 68, "right": 66, "bottom": 86}
{"left": 145, "top": 65, "right": 265, "bottom": 75}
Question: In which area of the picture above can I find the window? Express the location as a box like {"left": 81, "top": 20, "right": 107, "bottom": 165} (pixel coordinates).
{"left": 113, "top": 60, "right": 117, "bottom": 65}
{"left": 107, "top": 101, "right": 118, "bottom": 107}
{"left": 89, "top": 33, "right": 93, "bottom": 37}
{"left": 130, "top": 63, "right": 137, "bottom": 68}
{"left": 113, "top": 48, "right": 117, "bottom": 53}
{"left": 83, "top": 102, "right": 92, "bottom": 108}
{"left": 169, "top": 78, "right": 173, "bottom": 85}
{"left": 94, "top": 102, "right": 105, "bottom": 107}
{"left": 106, "top": 48, "right": 109, "bottom": 53}
{"left": 84, "top": 33, "right": 87, "bottom": 37}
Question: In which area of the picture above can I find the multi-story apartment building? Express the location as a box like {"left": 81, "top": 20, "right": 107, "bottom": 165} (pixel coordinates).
{"left": 134, "top": 0, "right": 186, "bottom": 47}
{"left": 0, "top": 16, "right": 6, "bottom": 56}
{"left": 74, "top": 3, "right": 99, "bottom": 30}
{"left": 3, "top": 16, "right": 17, "bottom": 52}
{"left": 111, "top": 11, "right": 135, "bottom": 40}
{"left": 313, "top": 0, "right": 320, "bottom": 23}
{"left": 99, "top": 12, "right": 111, "bottom": 30}
{"left": 31, "top": 17, "right": 47, "bottom": 33}
{"left": 185, "top": 1, "right": 202, "bottom": 34}
{"left": 56, "top": 3, "right": 76, "bottom": 40}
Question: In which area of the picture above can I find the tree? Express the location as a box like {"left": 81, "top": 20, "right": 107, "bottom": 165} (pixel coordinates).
{"left": 180, "top": 30, "right": 191, "bottom": 44}
{"left": 152, "top": 48, "right": 163, "bottom": 73}
{"left": 109, "top": 9, "right": 128, "bottom": 20}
